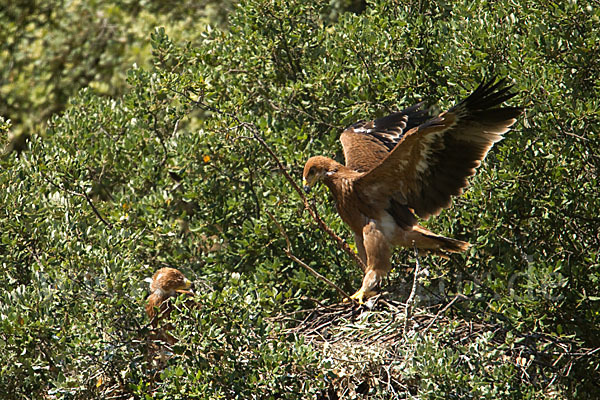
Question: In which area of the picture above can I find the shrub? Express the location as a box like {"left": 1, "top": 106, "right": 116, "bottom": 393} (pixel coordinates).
{"left": 1, "top": 0, "right": 599, "bottom": 398}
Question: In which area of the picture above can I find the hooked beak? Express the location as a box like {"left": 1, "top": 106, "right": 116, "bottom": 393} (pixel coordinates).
{"left": 175, "top": 278, "right": 194, "bottom": 295}
{"left": 302, "top": 178, "right": 311, "bottom": 194}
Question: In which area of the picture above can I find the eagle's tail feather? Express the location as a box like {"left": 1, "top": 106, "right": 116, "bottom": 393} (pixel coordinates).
{"left": 425, "top": 234, "right": 470, "bottom": 253}
{"left": 411, "top": 225, "right": 470, "bottom": 255}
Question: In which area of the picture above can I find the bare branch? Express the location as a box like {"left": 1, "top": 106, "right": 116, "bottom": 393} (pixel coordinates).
{"left": 176, "top": 90, "right": 367, "bottom": 273}
{"left": 250, "top": 127, "right": 366, "bottom": 272}
{"left": 403, "top": 243, "right": 421, "bottom": 335}
{"left": 83, "top": 191, "right": 113, "bottom": 229}
{"left": 421, "top": 293, "right": 467, "bottom": 335}
{"left": 40, "top": 170, "right": 113, "bottom": 228}
{"left": 266, "top": 211, "right": 355, "bottom": 303}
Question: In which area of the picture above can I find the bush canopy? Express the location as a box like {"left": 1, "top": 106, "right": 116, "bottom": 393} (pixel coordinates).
{"left": 1, "top": 0, "right": 599, "bottom": 398}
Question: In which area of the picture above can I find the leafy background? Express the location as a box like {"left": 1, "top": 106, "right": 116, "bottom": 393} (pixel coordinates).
{"left": 1, "top": 0, "right": 599, "bottom": 398}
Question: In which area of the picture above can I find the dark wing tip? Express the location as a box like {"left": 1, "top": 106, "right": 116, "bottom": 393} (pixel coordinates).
{"left": 344, "top": 101, "right": 432, "bottom": 153}
{"left": 459, "top": 76, "right": 522, "bottom": 112}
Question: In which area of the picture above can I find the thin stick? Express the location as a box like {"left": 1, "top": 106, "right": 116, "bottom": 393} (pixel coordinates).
{"left": 83, "top": 192, "right": 113, "bottom": 228}
{"left": 403, "top": 243, "right": 421, "bottom": 335}
{"left": 250, "top": 128, "right": 367, "bottom": 272}
{"left": 266, "top": 211, "right": 356, "bottom": 303}
{"left": 174, "top": 90, "right": 367, "bottom": 273}
{"left": 421, "top": 293, "right": 466, "bottom": 335}
{"left": 40, "top": 170, "right": 113, "bottom": 228}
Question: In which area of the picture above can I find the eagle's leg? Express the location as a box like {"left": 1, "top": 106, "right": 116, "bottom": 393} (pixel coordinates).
{"left": 353, "top": 232, "right": 368, "bottom": 265}
{"left": 349, "top": 221, "right": 392, "bottom": 304}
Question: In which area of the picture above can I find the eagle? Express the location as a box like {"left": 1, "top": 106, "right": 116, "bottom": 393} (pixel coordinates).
{"left": 145, "top": 267, "right": 194, "bottom": 344}
{"left": 302, "top": 78, "right": 522, "bottom": 303}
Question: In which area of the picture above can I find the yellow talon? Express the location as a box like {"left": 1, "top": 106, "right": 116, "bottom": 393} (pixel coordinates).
{"left": 343, "top": 288, "right": 377, "bottom": 304}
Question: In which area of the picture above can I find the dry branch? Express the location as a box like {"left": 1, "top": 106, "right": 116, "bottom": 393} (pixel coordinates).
{"left": 40, "top": 169, "right": 113, "bottom": 228}
{"left": 249, "top": 125, "right": 367, "bottom": 273}
{"left": 403, "top": 244, "right": 421, "bottom": 335}
{"left": 178, "top": 90, "right": 368, "bottom": 273}
{"left": 266, "top": 210, "right": 355, "bottom": 302}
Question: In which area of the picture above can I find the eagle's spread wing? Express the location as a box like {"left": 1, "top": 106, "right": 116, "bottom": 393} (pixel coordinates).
{"left": 355, "top": 78, "right": 523, "bottom": 219}
{"left": 340, "top": 103, "right": 431, "bottom": 172}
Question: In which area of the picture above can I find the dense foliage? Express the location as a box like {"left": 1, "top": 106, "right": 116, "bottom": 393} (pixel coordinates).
{"left": 1, "top": 0, "right": 599, "bottom": 398}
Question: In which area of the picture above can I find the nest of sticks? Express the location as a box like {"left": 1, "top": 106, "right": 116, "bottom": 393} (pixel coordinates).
{"left": 273, "top": 285, "right": 599, "bottom": 398}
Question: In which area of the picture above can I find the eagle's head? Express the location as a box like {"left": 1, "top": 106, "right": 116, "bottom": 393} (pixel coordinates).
{"left": 146, "top": 267, "right": 192, "bottom": 297}
{"left": 302, "top": 156, "right": 340, "bottom": 193}
{"left": 145, "top": 267, "right": 193, "bottom": 320}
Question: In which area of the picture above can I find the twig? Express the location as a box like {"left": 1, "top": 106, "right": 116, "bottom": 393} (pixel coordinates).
{"left": 366, "top": 314, "right": 397, "bottom": 345}
{"left": 173, "top": 89, "right": 367, "bottom": 273}
{"left": 40, "top": 170, "right": 113, "bottom": 228}
{"left": 421, "top": 293, "right": 466, "bottom": 335}
{"left": 564, "top": 131, "right": 588, "bottom": 141}
{"left": 83, "top": 192, "right": 113, "bottom": 228}
{"left": 250, "top": 127, "right": 367, "bottom": 273}
{"left": 172, "top": 118, "right": 180, "bottom": 137}
{"left": 403, "top": 243, "right": 421, "bottom": 335}
{"left": 266, "top": 211, "right": 355, "bottom": 302}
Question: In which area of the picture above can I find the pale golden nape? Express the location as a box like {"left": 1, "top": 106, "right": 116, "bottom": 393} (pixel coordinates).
{"left": 302, "top": 78, "right": 522, "bottom": 303}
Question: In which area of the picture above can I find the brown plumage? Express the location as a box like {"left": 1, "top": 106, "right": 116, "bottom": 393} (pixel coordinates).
{"left": 303, "top": 78, "right": 522, "bottom": 303}
{"left": 145, "top": 267, "right": 193, "bottom": 344}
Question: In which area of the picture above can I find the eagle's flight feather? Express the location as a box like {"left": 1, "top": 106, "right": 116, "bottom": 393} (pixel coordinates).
{"left": 303, "top": 78, "right": 522, "bottom": 303}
